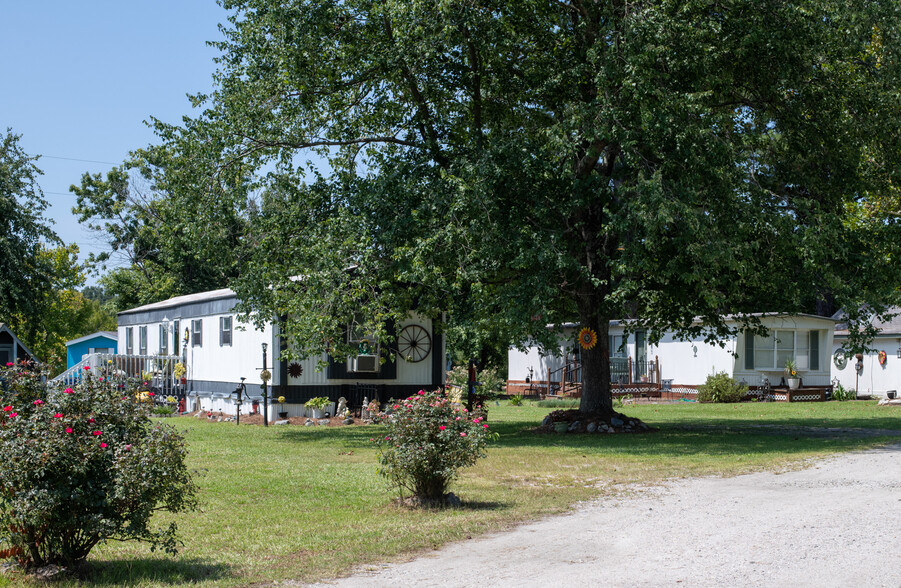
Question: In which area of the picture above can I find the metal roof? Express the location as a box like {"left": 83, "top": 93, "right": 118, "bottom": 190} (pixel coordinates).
{"left": 117, "top": 288, "right": 237, "bottom": 316}
{"left": 65, "top": 331, "right": 118, "bottom": 347}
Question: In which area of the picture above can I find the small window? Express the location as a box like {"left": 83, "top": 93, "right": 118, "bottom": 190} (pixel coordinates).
{"left": 139, "top": 326, "right": 148, "bottom": 356}
{"left": 192, "top": 319, "right": 203, "bottom": 347}
{"left": 159, "top": 324, "right": 168, "bottom": 355}
{"left": 125, "top": 327, "right": 134, "bottom": 354}
{"left": 347, "top": 322, "right": 379, "bottom": 373}
{"left": 219, "top": 316, "right": 232, "bottom": 346}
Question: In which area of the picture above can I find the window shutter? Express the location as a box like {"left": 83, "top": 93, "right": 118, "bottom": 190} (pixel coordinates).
{"left": 744, "top": 332, "right": 754, "bottom": 370}
{"left": 810, "top": 331, "right": 819, "bottom": 371}
{"left": 219, "top": 317, "right": 224, "bottom": 346}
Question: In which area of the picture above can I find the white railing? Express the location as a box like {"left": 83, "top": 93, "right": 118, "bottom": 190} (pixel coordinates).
{"left": 52, "top": 353, "right": 185, "bottom": 397}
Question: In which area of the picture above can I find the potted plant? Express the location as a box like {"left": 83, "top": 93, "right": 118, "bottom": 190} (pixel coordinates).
{"left": 305, "top": 396, "right": 330, "bottom": 419}
{"left": 277, "top": 396, "right": 288, "bottom": 419}
{"left": 173, "top": 362, "right": 187, "bottom": 385}
{"left": 784, "top": 359, "right": 800, "bottom": 389}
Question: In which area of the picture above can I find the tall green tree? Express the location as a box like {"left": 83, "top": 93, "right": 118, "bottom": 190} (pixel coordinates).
{"left": 72, "top": 145, "right": 252, "bottom": 311}
{"left": 167, "top": 0, "right": 900, "bottom": 414}
{"left": 0, "top": 129, "right": 59, "bottom": 332}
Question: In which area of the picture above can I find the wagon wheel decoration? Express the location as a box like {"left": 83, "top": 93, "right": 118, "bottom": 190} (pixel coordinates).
{"left": 397, "top": 325, "right": 431, "bottom": 362}
{"left": 578, "top": 327, "right": 598, "bottom": 350}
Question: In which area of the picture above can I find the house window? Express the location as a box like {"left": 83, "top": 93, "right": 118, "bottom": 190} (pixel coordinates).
{"left": 125, "top": 327, "right": 134, "bottom": 354}
{"left": 159, "top": 324, "right": 168, "bottom": 355}
{"left": 347, "top": 323, "right": 379, "bottom": 373}
{"left": 139, "top": 326, "right": 148, "bottom": 356}
{"left": 191, "top": 320, "right": 203, "bottom": 347}
{"left": 219, "top": 316, "right": 232, "bottom": 346}
{"left": 748, "top": 330, "right": 822, "bottom": 371}
{"left": 173, "top": 320, "right": 180, "bottom": 355}
{"left": 608, "top": 334, "right": 627, "bottom": 357}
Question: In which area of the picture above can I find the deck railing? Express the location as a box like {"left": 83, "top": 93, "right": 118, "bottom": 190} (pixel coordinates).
{"left": 52, "top": 353, "right": 186, "bottom": 400}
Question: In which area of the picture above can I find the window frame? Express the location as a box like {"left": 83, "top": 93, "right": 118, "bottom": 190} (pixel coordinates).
{"left": 138, "top": 326, "right": 148, "bottom": 356}
{"left": 191, "top": 319, "right": 203, "bottom": 348}
{"left": 125, "top": 327, "right": 134, "bottom": 355}
{"left": 219, "top": 316, "right": 232, "bottom": 347}
{"left": 159, "top": 324, "right": 168, "bottom": 355}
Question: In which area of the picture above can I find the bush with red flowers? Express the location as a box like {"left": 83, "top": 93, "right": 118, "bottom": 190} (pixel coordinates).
{"left": 0, "top": 363, "right": 197, "bottom": 569}
{"left": 374, "top": 389, "right": 496, "bottom": 502}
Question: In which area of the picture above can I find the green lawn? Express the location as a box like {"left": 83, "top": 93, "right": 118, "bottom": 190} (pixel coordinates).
{"left": 46, "top": 400, "right": 900, "bottom": 586}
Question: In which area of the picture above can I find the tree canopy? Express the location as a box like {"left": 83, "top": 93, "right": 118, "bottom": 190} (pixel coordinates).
{"left": 140, "top": 0, "right": 901, "bottom": 413}
{"left": 0, "top": 129, "right": 59, "bottom": 331}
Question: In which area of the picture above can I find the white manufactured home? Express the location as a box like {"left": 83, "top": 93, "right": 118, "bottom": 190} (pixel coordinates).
{"left": 117, "top": 288, "right": 446, "bottom": 420}
{"left": 508, "top": 314, "right": 837, "bottom": 401}
{"left": 831, "top": 309, "right": 901, "bottom": 398}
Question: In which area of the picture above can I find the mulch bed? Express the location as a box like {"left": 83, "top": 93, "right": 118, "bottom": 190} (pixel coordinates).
{"left": 181, "top": 410, "right": 372, "bottom": 427}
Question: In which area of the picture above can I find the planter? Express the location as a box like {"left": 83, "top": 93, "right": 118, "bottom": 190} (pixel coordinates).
{"left": 554, "top": 421, "right": 569, "bottom": 434}
{"left": 180, "top": 377, "right": 187, "bottom": 385}
{"left": 278, "top": 411, "right": 289, "bottom": 419}
{"left": 787, "top": 378, "right": 800, "bottom": 390}
{"left": 311, "top": 408, "right": 325, "bottom": 419}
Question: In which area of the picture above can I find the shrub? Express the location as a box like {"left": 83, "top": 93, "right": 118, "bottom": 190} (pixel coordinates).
{"left": 445, "top": 365, "right": 506, "bottom": 399}
{"left": 832, "top": 382, "right": 856, "bottom": 401}
{"left": 509, "top": 394, "right": 523, "bottom": 406}
{"left": 0, "top": 364, "right": 197, "bottom": 569}
{"left": 535, "top": 398, "right": 579, "bottom": 409}
{"left": 697, "top": 372, "right": 748, "bottom": 403}
{"left": 374, "top": 389, "right": 496, "bottom": 502}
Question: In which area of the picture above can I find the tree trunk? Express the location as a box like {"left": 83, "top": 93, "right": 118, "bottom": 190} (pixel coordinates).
{"left": 577, "top": 305, "right": 612, "bottom": 415}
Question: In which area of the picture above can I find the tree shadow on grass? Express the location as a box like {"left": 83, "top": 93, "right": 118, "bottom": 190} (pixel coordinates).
{"left": 80, "top": 557, "right": 233, "bottom": 586}
{"left": 459, "top": 500, "right": 511, "bottom": 511}
{"left": 270, "top": 409, "right": 901, "bottom": 462}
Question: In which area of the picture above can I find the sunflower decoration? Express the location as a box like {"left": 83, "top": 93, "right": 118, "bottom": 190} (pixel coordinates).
{"left": 578, "top": 327, "right": 598, "bottom": 350}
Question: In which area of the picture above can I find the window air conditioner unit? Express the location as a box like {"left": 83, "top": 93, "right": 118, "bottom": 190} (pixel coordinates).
{"left": 352, "top": 354, "right": 379, "bottom": 373}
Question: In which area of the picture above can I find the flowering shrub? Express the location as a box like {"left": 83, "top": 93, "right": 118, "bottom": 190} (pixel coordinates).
{"left": 374, "top": 389, "right": 496, "bottom": 502}
{"left": 0, "top": 364, "right": 197, "bottom": 569}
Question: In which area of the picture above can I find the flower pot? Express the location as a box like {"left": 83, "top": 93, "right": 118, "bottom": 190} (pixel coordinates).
{"left": 180, "top": 377, "right": 187, "bottom": 385}
{"left": 278, "top": 411, "right": 289, "bottom": 419}
{"left": 554, "top": 421, "right": 569, "bottom": 434}
{"left": 311, "top": 408, "right": 324, "bottom": 419}
{"left": 787, "top": 378, "right": 800, "bottom": 390}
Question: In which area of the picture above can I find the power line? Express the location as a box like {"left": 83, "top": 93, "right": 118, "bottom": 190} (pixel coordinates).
{"left": 40, "top": 155, "right": 118, "bottom": 166}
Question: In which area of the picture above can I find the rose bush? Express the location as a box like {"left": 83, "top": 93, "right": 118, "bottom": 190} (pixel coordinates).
{"left": 374, "top": 389, "right": 496, "bottom": 502}
{"left": 0, "top": 363, "right": 197, "bottom": 569}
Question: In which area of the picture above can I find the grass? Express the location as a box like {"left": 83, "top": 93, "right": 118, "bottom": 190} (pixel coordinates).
{"left": 28, "top": 400, "right": 901, "bottom": 586}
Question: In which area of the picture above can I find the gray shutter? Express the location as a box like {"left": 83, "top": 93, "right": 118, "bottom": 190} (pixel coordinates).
{"left": 744, "top": 332, "right": 754, "bottom": 370}
{"left": 810, "top": 331, "right": 819, "bottom": 371}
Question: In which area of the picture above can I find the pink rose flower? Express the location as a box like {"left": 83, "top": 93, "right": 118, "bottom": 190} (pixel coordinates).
{"left": 92, "top": 430, "right": 102, "bottom": 436}
{"left": 54, "top": 413, "right": 63, "bottom": 419}
{"left": 439, "top": 425, "right": 446, "bottom": 430}
{"left": 100, "top": 442, "right": 108, "bottom": 448}
{"left": 5, "top": 362, "right": 12, "bottom": 367}
{"left": 64, "top": 388, "right": 74, "bottom": 394}
{"left": 33, "top": 399, "right": 44, "bottom": 405}
{"left": 460, "top": 432, "right": 467, "bottom": 437}
{"left": 65, "top": 427, "right": 73, "bottom": 434}
{"left": 483, "top": 424, "right": 489, "bottom": 428}
{"left": 9, "top": 412, "right": 17, "bottom": 418}
{"left": 418, "top": 390, "right": 425, "bottom": 395}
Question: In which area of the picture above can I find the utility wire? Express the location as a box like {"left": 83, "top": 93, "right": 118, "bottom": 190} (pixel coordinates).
{"left": 40, "top": 155, "right": 118, "bottom": 166}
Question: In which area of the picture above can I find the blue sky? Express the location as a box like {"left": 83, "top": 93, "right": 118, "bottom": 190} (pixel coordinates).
{"left": 2, "top": 1, "right": 229, "bottom": 285}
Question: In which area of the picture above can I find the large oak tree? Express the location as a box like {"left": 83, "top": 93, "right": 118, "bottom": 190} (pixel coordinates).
{"left": 158, "top": 0, "right": 900, "bottom": 414}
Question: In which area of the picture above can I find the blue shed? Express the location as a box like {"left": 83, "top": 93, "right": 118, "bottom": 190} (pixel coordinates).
{"left": 65, "top": 331, "right": 118, "bottom": 370}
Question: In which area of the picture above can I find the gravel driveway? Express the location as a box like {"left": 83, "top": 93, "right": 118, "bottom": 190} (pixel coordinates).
{"left": 309, "top": 443, "right": 901, "bottom": 587}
